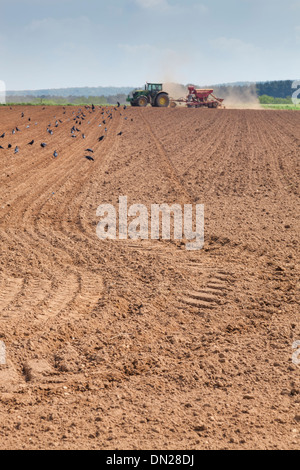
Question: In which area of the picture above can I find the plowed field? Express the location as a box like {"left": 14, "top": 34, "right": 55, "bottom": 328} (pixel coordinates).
{"left": 0, "top": 106, "right": 299, "bottom": 449}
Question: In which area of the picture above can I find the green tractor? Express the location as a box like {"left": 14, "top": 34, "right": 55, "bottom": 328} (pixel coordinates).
{"left": 127, "top": 83, "right": 170, "bottom": 108}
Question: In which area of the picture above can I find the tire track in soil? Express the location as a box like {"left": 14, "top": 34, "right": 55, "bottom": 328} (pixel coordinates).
{"left": 178, "top": 268, "right": 234, "bottom": 312}
{"left": 19, "top": 108, "right": 119, "bottom": 333}
{"left": 0, "top": 276, "right": 24, "bottom": 314}
{"left": 0, "top": 108, "right": 119, "bottom": 338}
{"left": 137, "top": 109, "right": 237, "bottom": 313}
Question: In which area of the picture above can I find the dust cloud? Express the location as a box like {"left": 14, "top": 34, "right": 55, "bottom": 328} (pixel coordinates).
{"left": 212, "top": 84, "right": 262, "bottom": 109}
{"left": 163, "top": 83, "right": 188, "bottom": 100}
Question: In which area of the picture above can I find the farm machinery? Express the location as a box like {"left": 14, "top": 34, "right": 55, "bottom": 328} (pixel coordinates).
{"left": 127, "top": 83, "right": 225, "bottom": 108}
{"left": 170, "top": 86, "right": 225, "bottom": 108}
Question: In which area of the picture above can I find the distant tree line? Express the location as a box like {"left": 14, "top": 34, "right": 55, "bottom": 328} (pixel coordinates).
{"left": 5, "top": 94, "right": 129, "bottom": 106}
{"left": 255, "top": 80, "right": 294, "bottom": 99}
{"left": 212, "top": 81, "right": 295, "bottom": 100}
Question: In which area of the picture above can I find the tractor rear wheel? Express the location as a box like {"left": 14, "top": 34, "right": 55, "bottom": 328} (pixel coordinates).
{"left": 137, "top": 96, "right": 148, "bottom": 107}
{"left": 155, "top": 93, "right": 170, "bottom": 108}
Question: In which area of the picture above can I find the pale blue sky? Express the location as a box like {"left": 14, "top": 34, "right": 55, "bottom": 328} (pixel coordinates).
{"left": 1, "top": 0, "right": 299, "bottom": 90}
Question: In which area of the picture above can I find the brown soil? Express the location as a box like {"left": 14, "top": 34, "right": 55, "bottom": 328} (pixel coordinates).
{"left": 0, "top": 106, "right": 299, "bottom": 450}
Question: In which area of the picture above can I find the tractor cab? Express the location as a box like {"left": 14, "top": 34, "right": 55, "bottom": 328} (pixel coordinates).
{"left": 146, "top": 83, "right": 163, "bottom": 95}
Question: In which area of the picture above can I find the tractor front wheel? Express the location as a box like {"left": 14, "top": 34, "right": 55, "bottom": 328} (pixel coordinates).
{"left": 136, "top": 96, "right": 148, "bottom": 107}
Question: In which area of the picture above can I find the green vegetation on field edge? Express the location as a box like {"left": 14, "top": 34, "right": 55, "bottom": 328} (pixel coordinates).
{"left": 0, "top": 102, "right": 112, "bottom": 107}
{"left": 2, "top": 94, "right": 128, "bottom": 107}
{"left": 261, "top": 104, "right": 300, "bottom": 110}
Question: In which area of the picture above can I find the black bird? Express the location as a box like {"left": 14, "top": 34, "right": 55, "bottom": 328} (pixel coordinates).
{"left": 41, "top": 143, "right": 47, "bottom": 148}
{"left": 85, "top": 149, "right": 94, "bottom": 153}
{"left": 0, "top": 145, "right": 4, "bottom": 149}
{"left": 21, "top": 112, "right": 24, "bottom": 118}
{"left": 0, "top": 133, "right": 5, "bottom": 138}
{"left": 85, "top": 155, "right": 94, "bottom": 162}
{"left": 82, "top": 134, "right": 86, "bottom": 139}
{"left": 98, "top": 136, "right": 104, "bottom": 142}
{"left": 7, "top": 144, "right": 12, "bottom": 149}
{"left": 14, "top": 146, "right": 19, "bottom": 154}
{"left": 28, "top": 140, "right": 34, "bottom": 145}
{"left": 16, "top": 127, "right": 20, "bottom": 132}
{"left": 117, "top": 132, "right": 123, "bottom": 136}
{"left": 53, "top": 151, "right": 58, "bottom": 158}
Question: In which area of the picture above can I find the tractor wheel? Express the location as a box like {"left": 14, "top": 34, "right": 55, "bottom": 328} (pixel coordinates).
{"left": 137, "top": 96, "right": 148, "bottom": 107}
{"left": 155, "top": 93, "right": 170, "bottom": 108}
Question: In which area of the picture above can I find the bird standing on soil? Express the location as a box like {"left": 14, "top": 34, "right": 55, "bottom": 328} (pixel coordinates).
{"left": 14, "top": 146, "right": 19, "bottom": 154}
{"left": 53, "top": 151, "right": 58, "bottom": 158}
{"left": 85, "top": 155, "right": 94, "bottom": 162}
{"left": 41, "top": 143, "right": 47, "bottom": 148}
{"left": 28, "top": 140, "right": 34, "bottom": 145}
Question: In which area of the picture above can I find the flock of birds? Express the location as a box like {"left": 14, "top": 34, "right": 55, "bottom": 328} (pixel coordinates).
{"left": 0, "top": 104, "right": 129, "bottom": 162}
